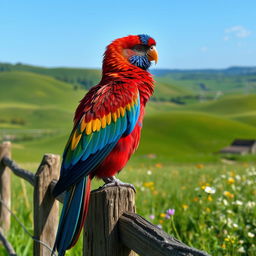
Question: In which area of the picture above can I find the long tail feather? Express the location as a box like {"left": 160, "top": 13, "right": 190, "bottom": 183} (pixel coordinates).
{"left": 53, "top": 176, "right": 91, "bottom": 256}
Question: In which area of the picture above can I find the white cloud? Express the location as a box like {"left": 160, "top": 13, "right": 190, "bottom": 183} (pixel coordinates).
{"left": 224, "top": 25, "right": 251, "bottom": 40}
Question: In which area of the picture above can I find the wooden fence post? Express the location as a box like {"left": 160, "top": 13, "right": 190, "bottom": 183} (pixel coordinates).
{"left": 33, "top": 154, "right": 60, "bottom": 256}
{"left": 0, "top": 142, "right": 11, "bottom": 232}
{"left": 83, "top": 186, "right": 136, "bottom": 256}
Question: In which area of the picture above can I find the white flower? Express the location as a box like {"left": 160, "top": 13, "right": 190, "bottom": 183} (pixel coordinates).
{"left": 147, "top": 170, "right": 152, "bottom": 175}
{"left": 246, "top": 201, "right": 256, "bottom": 208}
{"left": 233, "top": 223, "right": 238, "bottom": 228}
{"left": 223, "top": 199, "right": 228, "bottom": 206}
{"left": 235, "top": 175, "right": 241, "bottom": 181}
{"left": 233, "top": 200, "right": 243, "bottom": 206}
{"left": 238, "top": 247, "right": 246, "bottom": 253}
{"left": 204, "top": 186, "right": 216, "bottom": 194}
{"left": 248, "top": 232, "right": 255, "bottom": 238}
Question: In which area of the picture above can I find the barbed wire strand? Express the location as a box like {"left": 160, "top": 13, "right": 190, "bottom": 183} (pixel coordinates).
{"left": 0, "top": 196, "right": 57, "bottom": 256}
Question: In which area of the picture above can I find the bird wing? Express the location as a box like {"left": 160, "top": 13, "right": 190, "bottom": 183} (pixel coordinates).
{"left": 53, "top": 82, "right": 140, "bottom": 196}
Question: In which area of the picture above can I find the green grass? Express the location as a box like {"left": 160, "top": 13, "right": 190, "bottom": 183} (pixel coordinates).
{"left": 2, "top": 162, "right": 255, "bottom": 255}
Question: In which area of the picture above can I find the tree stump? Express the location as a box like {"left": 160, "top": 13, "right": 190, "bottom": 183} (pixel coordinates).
{"left": 83, "top": 185, "right": 136, "bottom": 256}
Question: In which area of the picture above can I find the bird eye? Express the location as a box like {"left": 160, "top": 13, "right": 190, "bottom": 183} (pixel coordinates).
{"left": 150, "top": 46, "right": 154, "bottom": 50}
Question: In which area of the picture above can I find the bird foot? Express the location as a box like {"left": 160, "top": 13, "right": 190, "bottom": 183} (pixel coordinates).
{"left": 101, "top": 176, "right": 136, "bottom": 192}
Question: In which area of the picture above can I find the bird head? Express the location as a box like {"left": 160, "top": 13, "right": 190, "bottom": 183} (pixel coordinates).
{"left": 103, "top": 34, "right": 158, "bottom": 72}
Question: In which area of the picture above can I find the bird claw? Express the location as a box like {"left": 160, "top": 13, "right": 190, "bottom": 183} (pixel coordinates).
{"left": 101, "top": 176, "right": 136, "bottom": 192}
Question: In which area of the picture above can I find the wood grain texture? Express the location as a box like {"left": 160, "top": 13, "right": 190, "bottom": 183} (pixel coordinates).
{"left": 119, "top": 212, "right": 211, "bottom": 256}
{"left": 83, "top": 185, "right": 137, "bottom": 256}
{"left": 33, "top": 154, "right": 60, "bottom": 256}
{"left": 0, "top": 142, "right": 11, "bottom": 232}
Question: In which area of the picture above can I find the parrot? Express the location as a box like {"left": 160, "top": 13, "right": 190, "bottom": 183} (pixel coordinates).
{"left": 52, "top": 34, "right": 158, "bottom": 256}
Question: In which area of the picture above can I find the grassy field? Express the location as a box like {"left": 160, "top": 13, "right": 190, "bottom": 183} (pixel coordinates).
{"left": 1, "top": 161, "right": 255, "bottom": 255}
{"left": 0, "top": 65, "right": 256, "bottom": 255}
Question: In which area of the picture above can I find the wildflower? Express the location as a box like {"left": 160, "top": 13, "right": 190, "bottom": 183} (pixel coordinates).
{"left": 248, "top": 232, "right": 255, "bottom": 238}
{"left": 196, "top": 164, "right": 204, "bottom": 169}
{"left": 165, "top": 214, "right": 171, "bottom": 219}
{"left": 160, "top": 213, "right": 166, "bottom": 218}
{"left": 149, "top": 215, "right": 155, "bottom": 220}
{"left": 182, "top": 204, "right": 189, "bottom": 210}
{"left": 233, "top": 200, "right": 243, "bottom": 206}
{"left": 159, "top": 220, "right": 164, "bottom": 224}
{"left": 155, "top": 163, "right": 163, "bottom": 168}
{"left": 227, "top": 177, "right": 235, "bottom": 184}
{"left": 157, "top": 224, "right": 162, "bottom": 229}
{"left": 204, "top": 186, "right": 216, "bottom": 194}
{"left": 246, "top": 201, "right": 256, "bottom": 208}
{"left": 207, "top": 195, "right": 213, "bottom": 202}
{"left": 205, "top": 207, "right": 211, "bottom": 213}
{"left": 235, "top": 175, "right": 241, "bottom": 181}
{"left": 166, "top": 208, "right": 175, "bottom": 216}
{"left": 223, "top": 199, "right": 229, "bottom": 206}
{"left": 223, "top": 191, "right": 234, "bottom": 199}
{"left": 143, "top": 182, "right": 154, "bottom": 188}
{"left": 147, "top": 170, "right": 152, "bottom": 175}
{"left": 221, "top": 244, "right": 226, "bottom": 249}
{"left": 237, "top": 247, "right": 246, "bottom": 253}
{"left": 233, "top": 223, "right": 238, "bottom": 228}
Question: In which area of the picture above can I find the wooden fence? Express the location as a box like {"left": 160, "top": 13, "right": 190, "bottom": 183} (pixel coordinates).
{"left": 0, "top": 142, "right": 210, "bottom": 256}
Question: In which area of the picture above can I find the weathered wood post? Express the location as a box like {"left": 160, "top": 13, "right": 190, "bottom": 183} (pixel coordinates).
{"left": 83, "top": 186, "right": 136, "bottom": 256}
{"left": 33, "top": 154, "right": 60, "bottom": 256}
{"left": 0, "top": 142, "right": 11, "bottom": 232}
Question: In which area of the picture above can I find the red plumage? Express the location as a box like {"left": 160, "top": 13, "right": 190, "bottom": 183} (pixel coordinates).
{"left": 75, "top": 35, "right": 155, "bottom": 178}
{"left": 53, "top": 34, "right": 157, "bottom": 256}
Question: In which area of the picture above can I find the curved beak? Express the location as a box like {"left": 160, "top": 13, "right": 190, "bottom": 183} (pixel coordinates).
{"left": 147, "top": 46, "right": 158, "bottom": 64}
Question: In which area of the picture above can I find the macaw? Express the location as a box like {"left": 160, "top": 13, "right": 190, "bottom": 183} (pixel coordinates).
{"left": 52, "top": 34, "right": 158, "bottom": 255}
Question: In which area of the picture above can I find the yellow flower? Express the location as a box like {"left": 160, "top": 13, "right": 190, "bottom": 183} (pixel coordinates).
{"left": 221, "top": 244, "right": 226, "bottom": 249}
{"left": 227, "top": 177, "right": 235, "bottom": 184}
{"left": 143, "top": 182, "right": 154, "bottom": 188}
{"left": 196, "top": 164, "right": 204, "bottom": 169}
{"left": 159, "top": 220, "right": 164, "bottom": 224}
{"left": 160, "top": 213, "right": 166, "bottom": 218}
{"left": 207, "top": 195, "right": 213, "bottom": 202}
{"left": 224, "top": 191, "right": 234, "bottom": 199}
{"left": 201, "top": 185, "right": 206, "bottom": 190}
{"left": 182, "top": 204, "right": 189, "bottom": 210}
{"left": 205, "top": 207, "right": 211, "bottom": 213}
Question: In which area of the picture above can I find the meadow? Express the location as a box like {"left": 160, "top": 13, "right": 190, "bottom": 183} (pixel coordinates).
{"left": 0, "top": 64, "right": 256, "bottom": 255}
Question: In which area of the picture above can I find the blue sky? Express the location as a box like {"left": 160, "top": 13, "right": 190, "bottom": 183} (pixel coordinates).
{"left": 1, "top": 0, "right": 255, "bottom": 69}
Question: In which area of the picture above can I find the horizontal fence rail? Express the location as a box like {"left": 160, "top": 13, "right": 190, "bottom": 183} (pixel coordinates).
{"left": 0, "top": 141, "right": 211, "bottom": 256}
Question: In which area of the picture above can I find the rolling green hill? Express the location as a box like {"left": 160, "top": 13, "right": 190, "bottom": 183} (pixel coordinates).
{"left": 1, "top": 64, "right": 256, "bottom": 164}
{"left": 0, "top": 71, "right": 85, "bottom": 129}
{"left": 190, "top": 94, "right": 256, "bottom": 116}
{"left": 0, "top": 62, "right": 101, "bottom": 89}
{"left": 9, "top": 111, "right": 256, "bottom": 163}
{"left": 137, "top": 111, "right": 256, "bottom": 162}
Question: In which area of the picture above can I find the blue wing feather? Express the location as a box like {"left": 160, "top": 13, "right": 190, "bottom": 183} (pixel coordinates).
{"left": 53, "top": 91, "right": 140, "bottom": 196}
